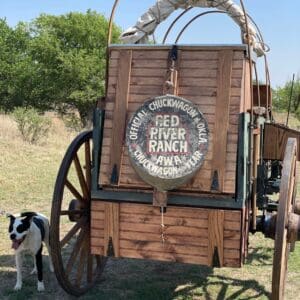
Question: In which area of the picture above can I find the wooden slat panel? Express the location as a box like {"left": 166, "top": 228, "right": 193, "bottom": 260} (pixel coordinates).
{"left": 109, "top": 50, "right": 132, "bottom": 185}
{"left": 90, "top": 202, "right": 242, "bottom": 267}
{"left": 263, "top": 123, "right": 300, "bottom": 161}
{"left": 101, "top": 47, "right": 245, "bottom": 193}
{"left": 211, "top": 50, "right": 233, "bottom": 192}
{"left": 91, "top": 201, "right": 105, "bottom": 254}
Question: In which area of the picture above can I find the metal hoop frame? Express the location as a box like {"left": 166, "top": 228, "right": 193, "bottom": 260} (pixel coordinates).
{"left": 105, "top": 0, "right": 271, "bottom": 119}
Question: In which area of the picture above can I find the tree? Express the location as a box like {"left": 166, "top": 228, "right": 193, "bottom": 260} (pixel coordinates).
{"left": 27, "top": 10, "right": 121, "bottom": 125}
{"left": 273, "top": 77, "right": 300, "bottom": 116}
{"left": 0, "top": 11, "right": 121, "bottom": 125}
{"left": 0, "top": 19, "right": 31, "bottom": 111}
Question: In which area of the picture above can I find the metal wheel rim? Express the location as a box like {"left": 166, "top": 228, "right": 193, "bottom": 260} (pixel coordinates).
{"left": 50, "top": 130, "right": 106, "bottom": 296}
{"left": 272, "top": 138, "right": 297, "bottom": 300}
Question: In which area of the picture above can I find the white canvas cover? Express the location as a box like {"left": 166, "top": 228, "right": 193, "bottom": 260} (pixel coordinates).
{"left": 120, "top": 0, "right": 265, "bottom": 56}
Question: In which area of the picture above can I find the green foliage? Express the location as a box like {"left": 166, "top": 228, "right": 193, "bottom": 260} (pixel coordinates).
{"left": 273, "top": 77, "right": 300, "bottom": 116}
{"left": 12, "top": 107, "right": 51, "bottom": 144}
{"left": 62, "top": 112, "right": 83, "bottom": 132}
{"left": 0, "top": 19, "right": 32, "bottom": 111}
{"left": 0, "top": 11, "right": 121, "bottom": 124}
{"left": 27, "top": 10, "right": 121, "bottom": 124}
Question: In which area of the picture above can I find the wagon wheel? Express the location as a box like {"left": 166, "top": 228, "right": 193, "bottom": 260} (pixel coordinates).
{"left": 51, "top": 131, "right": 106, "bottom": 296}
{"left": 272, "top": 138, "right": 297, "bottom": 300}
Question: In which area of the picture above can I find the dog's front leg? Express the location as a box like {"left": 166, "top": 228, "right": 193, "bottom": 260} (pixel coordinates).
{"left": 30, "top": 255, "right": 37, "bottom": 274}
{"left": 36, "top": 245, "right": 45, "bottom": 292}
{"left": 14, "top": 252, "right": 23, "bottom": 290}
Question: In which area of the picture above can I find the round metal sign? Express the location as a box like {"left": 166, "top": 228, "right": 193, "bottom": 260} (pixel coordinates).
{"left": 126, "top": 95, "right": 209, "bottom": 191}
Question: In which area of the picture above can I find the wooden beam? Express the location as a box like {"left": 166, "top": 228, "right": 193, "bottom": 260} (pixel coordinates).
{"left": 208, "top": 210, "right": 224, "bottom": 267}
{"left": 110, "top": 50, "right": 132, "bottom": 185}
{"left": 104, "top": 202, "right": 120, "bottom": 257}
{"left": 211, "top": 50, "right": 233, "bottom": 192}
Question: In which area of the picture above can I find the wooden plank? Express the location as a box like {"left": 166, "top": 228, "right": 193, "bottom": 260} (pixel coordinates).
{"left": 120, "top": 213, "right": 208, "bottom": 228}
{"left": 90, "top": 246, "right": 104, "bottom": 256}
{"left": 91, "top": 219, "right": 104, "bottom": 229}
{"left": 109, "top": 50, "right": 132, "bottom": 185}
{"left": 224, "top": 210, "right": 241, "bottom": 221}
{"left": 90, "top": 229, "right": 104, "bottom": 238}
{"left": 208, "top": 210, "right": 224, "bottom": 267}
{"left": 211, "top": 50, "right": 233, "bottom": 192}
{"left": 263, "top": 123, "right": 300, "bottom": 161}
{"left": 132, "top": 50, "right": 169, "bottom": 60}
{"left": 91, "top": 201, "right": 105, "bottom": 211}
{"left": 119, "top": 240, "right": 207, "bottom": 256}
{"left": 119, "top": 248, "right": 208, "bottom": 265}
{"left": 120, "top": 222, "right": 208, "bottom": 237}
{"left": 91, "top": 211, "right": 105, "bottom": 221}
{"left": 223, "top": 258, "right": 240, "bottom": 267}
{"left": 109, "top": 45, "right": 247, "bottom": 51}
{"left": 91, "top": 237, "right": 105, "bottom": 246}
{"left": 120, "top": 230, "right": 208, "bottom": 246}
{"left": 120, "top": 203, "right": 209, "bottom": 219}
{"left": 104, "top": 202, "right": 120, "bottom": 257}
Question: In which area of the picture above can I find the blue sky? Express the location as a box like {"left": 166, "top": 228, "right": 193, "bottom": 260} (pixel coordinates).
{"left": 0, "top": 0, "right": 299, "bottom": 87}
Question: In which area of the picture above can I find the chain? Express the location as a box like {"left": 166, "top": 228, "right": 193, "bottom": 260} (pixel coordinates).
{"left": 163, "top": 45, "right": 178, "bottom": 95}
{"left": 160, "top": 207, "right": 166, "bottom": 245}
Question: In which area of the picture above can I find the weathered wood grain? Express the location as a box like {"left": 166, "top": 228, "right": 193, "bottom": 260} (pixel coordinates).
{"left": 109, "top": 50, "right": 132, "bottom": 185}
{"left": 211, "top": 50, "right": 233, "bottom": 192}
{"left": 99, "top": 47, "right": 247, "bottom": 194}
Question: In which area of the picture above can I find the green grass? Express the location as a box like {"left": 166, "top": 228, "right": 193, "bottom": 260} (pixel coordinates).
{"left": 1, "top": 113, "right": 300, "bottom": 299}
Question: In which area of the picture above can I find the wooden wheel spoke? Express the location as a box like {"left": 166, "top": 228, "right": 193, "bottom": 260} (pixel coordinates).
{"left": 85, "top": 141, "right": 91, "bottom": 192}
{"left": 60, "top": 217, "right": 86, "bottom": 248}
{"left": 66, "top": 226, "right": 88, "bottom": 275}
{"left": 66, "top": 179, "right": 84, "bottom": 203}
{"left": 73, "top": 154, "right": 89, "bottom": 201}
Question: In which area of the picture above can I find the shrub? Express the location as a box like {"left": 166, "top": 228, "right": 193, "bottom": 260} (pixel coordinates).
{"left": 62, "top": 112, "right": 83, "bottom": 132}
{"left": 12, "top": 107, "right": 51, "bottom": 144}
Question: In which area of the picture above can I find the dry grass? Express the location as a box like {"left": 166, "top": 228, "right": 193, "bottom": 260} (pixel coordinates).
{"left": 0, "top": 113, "right": 300, "bottom": 299}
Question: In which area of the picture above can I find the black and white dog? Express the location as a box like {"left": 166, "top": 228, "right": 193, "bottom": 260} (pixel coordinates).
{"left": 8, "top": 212, "right": 54, "bottom": 292}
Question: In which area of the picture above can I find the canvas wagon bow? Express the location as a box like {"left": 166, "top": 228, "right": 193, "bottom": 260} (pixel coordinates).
{"left": 50, "top": 1, "right": 300, "bottom": 299}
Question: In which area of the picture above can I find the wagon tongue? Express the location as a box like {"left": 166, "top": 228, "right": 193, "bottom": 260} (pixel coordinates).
{"left": 11, "top": 238, "right": 24, "bottom": 250}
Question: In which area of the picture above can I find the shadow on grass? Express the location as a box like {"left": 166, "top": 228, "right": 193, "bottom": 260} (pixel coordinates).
{"left": 81, "top": 258, "right": 271, "bottom": 300}
{"left": 246, "top": 245, "right": 273, "bottom": 266}
{"left": 0, "top": 254, "right": 271, "bottom": 300}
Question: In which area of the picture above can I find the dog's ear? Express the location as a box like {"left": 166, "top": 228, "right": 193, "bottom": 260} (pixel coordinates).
{"left": 20, "top": 212, "right": 37, "bottom": 222}
{"left": 6, "top": 214, "right": 15, "bottom": 220}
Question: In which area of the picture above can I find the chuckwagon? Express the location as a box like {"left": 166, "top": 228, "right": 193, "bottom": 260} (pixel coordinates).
{"left": 50, "top": 1, "right": 300, "bottom": 299}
